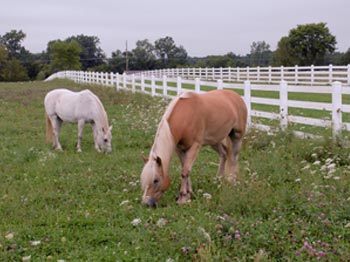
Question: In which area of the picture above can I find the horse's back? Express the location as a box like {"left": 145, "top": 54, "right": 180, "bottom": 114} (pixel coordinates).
{"left": 44, "top": 89, "right": 98, "bottom": 122}
{"left": 168, "top": 90, "right": 247, "bottom": 146}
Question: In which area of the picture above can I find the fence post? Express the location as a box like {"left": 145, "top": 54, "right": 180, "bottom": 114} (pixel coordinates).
{"left": 195, "top": 78, "right": 200, "bottom": 93}
{"left": 280, "top": 80, "right": 288, "bottom": 130}
{"left": 151, "top": 75, "right": 156, "bottom": 96}
{"left": 281, "top": 66, "right": 284, "bottom": 82}
{"left": 228, "top": 67, "right": 232, "bottom": 82}
{"left": 132, "top": 74, "right": 135, "bottom": 93}
{"left": 123, "top": 73, "right": 127, "bottom": 89}
{"left": 347, "top": 64, "right": 350, "bottom": 85}
{"left": 217, "top": 79, "right": 223, "bottom": 90}
{"left": 109, "top": 72, "right": 114, "bottom": 86}
{"left": 332, "top": 81, "right": 342, "bottom": 138}
{"left": 237, "top": 67, "right": 240, "bottom": 82}
{"left": 268, "top": 66, "right": 272, "bottom": 83}
{"left": 295, "top": 65, "right": 298, "bottom": 85}
{"left": 212, "top": 67, "right": 215, "bottom": 80}
{"left": 163, "top": 75, "right": 167, "bottom": 97}
{"left": 257, "top": 66, "right": 260, "bottom": 82}
{"left": 116, "top": 73, "right": 120, "bottom": 91}
{"left": 244, "top": 81, "right": 251, "bottom": 129}
{"left": 329, "top": 64, "right": 333, "bottom": 84}
{"left": 141, "top": 74, "right": 145, "bottom": 93}
{"left": 177, "top": 76, "right": 182, "bottom": 95}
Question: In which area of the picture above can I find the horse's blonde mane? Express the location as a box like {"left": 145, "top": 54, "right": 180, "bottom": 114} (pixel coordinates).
{"left": 149, "top": 92, "right": 193, "bottom": 172}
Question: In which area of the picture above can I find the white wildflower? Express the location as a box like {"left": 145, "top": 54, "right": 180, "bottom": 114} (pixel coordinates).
{"left": 203, "top": 193, "right": 212, "bottom": 200}
{"left": 166, "top": 258, "right": 175, "bottom": 262}
{"left": 198, "top": 227, "right": 211, "bottom": 242}
{"left": 30, "top": 240, "right": 41, "bottom": 246}
{"left": 301, "top": 164, "right": 310, "bottom": 171}
{"left": 22, "top": 256, "right": 31, "bottom": 262}
{"left": 120, "top": 200, "right": 130, "bottom": 206}
{"left": 325, "top": 158, "right": 333, "bottom": 165}
{"left": 131, "top": 218, "right": 141, "bottom": 226}
{"left": 156, "top": 218, "right": 168, "bottom": 228}
{"left": 5, "top": 233, "right": 14, "bottom": 240}
{"left": 313, "top": 160, "right": 321, "bottom": 165}
{"left": 333, "top": 176, "right": 340, "bottom": 180}
{"left": 295, "top": 178, "right": 301, "bottom": 182}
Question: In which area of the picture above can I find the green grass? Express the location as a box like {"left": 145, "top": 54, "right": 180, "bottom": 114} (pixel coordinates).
{"left": 1, "top": 80, "right": 350, "bottom": 261}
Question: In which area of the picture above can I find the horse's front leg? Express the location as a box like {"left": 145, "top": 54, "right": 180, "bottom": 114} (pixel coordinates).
{"left": 176, "top": 143, "right": 201, "bottom": 205}
{"left": 77, "top": 120, "right": 85, "bottom": 152}
{"left": 92, "top": 123, "right": 101, "bottom": 152}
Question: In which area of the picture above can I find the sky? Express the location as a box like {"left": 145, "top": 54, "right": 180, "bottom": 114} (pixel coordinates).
{"left": 1, "top": 0, "right": 349, "bottom": 58}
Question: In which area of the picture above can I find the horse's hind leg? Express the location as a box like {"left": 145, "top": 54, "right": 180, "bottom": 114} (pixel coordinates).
{"left": 226, "top": 130, "right": 244, "bottom": 183}
{"left": 51, "top": 115, "right": 63, "bottom": 151}
{"left": 77, "top": 119, "right": 85, "bottom": 152}
{"left": 211, "top": 143, "right": 227, "bottom": 179}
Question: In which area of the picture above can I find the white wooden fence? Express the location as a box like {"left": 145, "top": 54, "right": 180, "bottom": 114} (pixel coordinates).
{"left": 135, "top": 65, "right": 350, "bottom": 87}
{"left": 46, "top": 70, "right": 350, "bottom": 139}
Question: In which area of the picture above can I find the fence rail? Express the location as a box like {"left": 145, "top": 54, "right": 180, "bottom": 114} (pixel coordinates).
{"left": 46, "top": 69, "right": 350, "bottom": 139}
{"left": 134, "top": 64, "right": 350, "bottom": 87}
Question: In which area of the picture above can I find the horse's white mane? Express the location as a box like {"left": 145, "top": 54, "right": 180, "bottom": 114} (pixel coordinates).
{"left": 83, "top": 90, "right": 109, "bottom": 128}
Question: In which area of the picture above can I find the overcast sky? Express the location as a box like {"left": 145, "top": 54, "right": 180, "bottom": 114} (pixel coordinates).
{"left": 1, "top": 0, "right": 349, "bottom": 57}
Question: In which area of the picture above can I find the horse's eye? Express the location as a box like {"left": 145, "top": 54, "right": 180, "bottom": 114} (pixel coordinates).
{"left": 153, "top": 179, "right": 159, "bottom": 184}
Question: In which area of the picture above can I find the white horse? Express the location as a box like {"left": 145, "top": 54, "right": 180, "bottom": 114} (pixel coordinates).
{"left": 44, "top": 88, "right": 112, "bottom": 153}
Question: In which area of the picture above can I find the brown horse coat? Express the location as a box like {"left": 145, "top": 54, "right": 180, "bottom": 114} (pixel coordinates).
{"left": 140, "top": 89, "right": 247, "bottom": 207}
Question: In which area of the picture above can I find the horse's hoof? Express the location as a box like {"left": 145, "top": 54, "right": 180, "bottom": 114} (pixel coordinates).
{"left": 176, "top": 194, "right": 191, "bottom": 205}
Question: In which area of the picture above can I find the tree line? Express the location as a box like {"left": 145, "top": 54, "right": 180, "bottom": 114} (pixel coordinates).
{"left": 1, "top": 22, "right": 350, "bottom": 82}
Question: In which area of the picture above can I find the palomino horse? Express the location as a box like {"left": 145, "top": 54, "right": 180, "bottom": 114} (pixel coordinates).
{"left": 140, "top": 89, "right": 247, "bottom": 207}
{"left": 44, "top": 88, "right": 112, "bottom": 153}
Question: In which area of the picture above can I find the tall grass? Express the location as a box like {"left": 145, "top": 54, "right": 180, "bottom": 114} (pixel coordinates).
{"left": 0, "top": 80, "right": 349, "bottom": 261}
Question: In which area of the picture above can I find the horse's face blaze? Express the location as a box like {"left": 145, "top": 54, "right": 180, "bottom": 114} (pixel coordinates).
{"left": 140, "top": 157, "right": 170, "bottom": 207}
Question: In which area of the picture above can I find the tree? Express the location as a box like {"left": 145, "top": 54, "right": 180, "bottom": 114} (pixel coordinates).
{"left": 0, "top": 57, "right": 29, "bottom": 81}
{"left": 274, "top": 23, "right": 337, "bottom": 66}
{"left": 154, "top": 36, "right": 188, "bottom": 67}
{"left": 49, "top": 40, "right": 82, "bottom": 72}
{"left": 249, "top": 41, "right": 272, "bottom": 66}
{"left": 131, "top": 39, "right": 157, "bottom": 70}
{"left": 273, "top": 37, "right": 295, "bottom": 66}
{"left": 106, "top": 49, "right": 126, "bottom": 73}
{"left": 65, "top": 35, "right": 106, "bottom": 70}
{"left": 341, "top": 48, "right": 350, "bottom": 65}
{"left": 0, "top": 30, "right": 26, "bottom": 59}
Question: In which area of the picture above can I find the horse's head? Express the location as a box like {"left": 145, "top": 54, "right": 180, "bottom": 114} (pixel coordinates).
{"left": 140, "top": 154, "right": 171, "bottom": 208}
{"left": 97, "top": 125, "right": 113, "bottom": 153}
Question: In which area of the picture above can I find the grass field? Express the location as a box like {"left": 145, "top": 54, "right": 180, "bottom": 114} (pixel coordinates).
{"left": 1, "top": 80, "right": 350, "bottom": 261}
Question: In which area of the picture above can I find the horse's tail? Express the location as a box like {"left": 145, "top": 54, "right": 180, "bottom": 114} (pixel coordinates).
{"left": 46, "top": 113, "right": 53, "bottom": 142}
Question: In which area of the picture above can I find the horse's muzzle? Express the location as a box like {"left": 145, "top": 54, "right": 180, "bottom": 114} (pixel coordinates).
{"left": 142, "top": 196, "right": 157, "bottom": 208}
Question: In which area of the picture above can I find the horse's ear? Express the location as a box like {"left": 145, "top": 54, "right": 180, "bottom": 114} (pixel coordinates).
{"left": 109, "top": 125, "right": 113, "bottom": 131}
{"left": 141, "top": 155, "right": 149, "bottom": 163}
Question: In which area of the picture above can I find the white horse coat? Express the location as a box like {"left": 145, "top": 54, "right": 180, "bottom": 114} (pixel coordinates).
{"left": 44, "top": 88, "right": 112, "bottom": 153}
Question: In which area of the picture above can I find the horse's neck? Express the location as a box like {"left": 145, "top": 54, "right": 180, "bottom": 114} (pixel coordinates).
{"left": 151, "top": 119, "right": 175, "bottom": 175}
{"left": 92, "top": 98, "right": 109, "bottom": 129}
